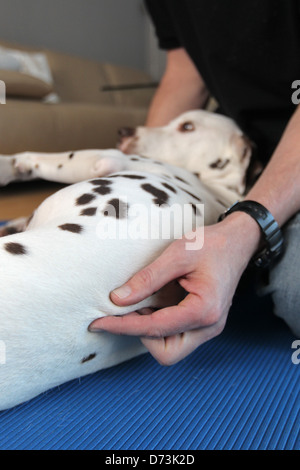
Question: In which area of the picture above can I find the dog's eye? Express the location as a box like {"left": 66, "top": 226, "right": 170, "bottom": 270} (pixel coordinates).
{"left": 178, "top": 121, "right": 195, "bottom": 132}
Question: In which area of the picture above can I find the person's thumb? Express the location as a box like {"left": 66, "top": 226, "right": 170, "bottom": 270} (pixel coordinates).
{"left": 110, "top": 240, "right": 187, "bottom": 306}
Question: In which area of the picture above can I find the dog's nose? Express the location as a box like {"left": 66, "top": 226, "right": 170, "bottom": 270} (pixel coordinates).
{"left": 118, "top": 127, "right": 136, "bottom": 139}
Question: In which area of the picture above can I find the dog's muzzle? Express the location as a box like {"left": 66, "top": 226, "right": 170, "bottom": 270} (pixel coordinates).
{"left": 117, "top": 127, "right": 136, "bottom": 152}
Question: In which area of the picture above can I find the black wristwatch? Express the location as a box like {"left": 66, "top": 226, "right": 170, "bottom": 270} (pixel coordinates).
{"left": 218, "top": 200, "right": 284, "bottom": 268}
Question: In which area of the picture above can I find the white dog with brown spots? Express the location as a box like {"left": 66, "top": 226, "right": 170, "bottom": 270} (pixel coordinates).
{"left": 0, "top": 110, "right": 252, "bottom": 410}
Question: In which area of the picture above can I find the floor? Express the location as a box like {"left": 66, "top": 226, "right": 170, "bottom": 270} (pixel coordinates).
{"left": 0, "top": 289, "right": 298, "bottom": 450}
{"left": 0, "top": 180, "right": 66, "bottom": 219}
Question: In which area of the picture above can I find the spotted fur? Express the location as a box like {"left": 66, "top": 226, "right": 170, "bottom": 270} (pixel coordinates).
{"left": 141, "top": 183, "right": 169, "bottom": 206}
{"left": 90, "top": 179, "right": 112, "bottom": 186}
{"left": 58, "top": 223, "right": 83, "bottom": 234}
{"left": 103, "top": 198, "right": 128, "bottom": 219}
{"left": 162, "top": 182, "right": 177, "bottom": 193}
{"left": 76, "top": 193, "right": 96, "bottom": 205}
{"left": 81, "top": 353, "right": 96, "bottom": 363}
{"left": 80, "top": 207, "right": 97, "bottom": 216}
{"left": 4, "top": 242, "right": 27, "bottom": 255}
{"left": 209, "top": 158, "right": 230, "bottom": 170}
{"left": 93, "top": 186, "right": 112, "bottom": 196}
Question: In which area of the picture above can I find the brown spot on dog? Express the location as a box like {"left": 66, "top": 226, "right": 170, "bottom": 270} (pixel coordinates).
{"left": 130, "top": 157, "right": 139, "bottom": 161}
{"left": 93, "top": 186, "right": 112, "bottom": 195}
{"left": 103, "top": 198, "right": 128, "bottom": 219}
{"left": 141, "top": 183, "right": 169, "bottom": 206}
{"left": 80, "top": 207, "right": 97, "bottom": 216}
{"left": 190, "top": 202, "right": 202, "bottom": 216}
{"left": 4, "top": 242, "right": 27, "bottom": 255}
{"left": 209, "top": 158, "right": 230, "bottom": 170}
{"left": 180, "top": 188, "right": 202, "bottom": 201}
{"left": 57, "top": 164, "right": 63, "bottom": 169}
{"left": 90, "top": 179, "right": 112, "bottom": 186}
{"left": 34, "top": 163, "right": 39, "bottom": 169}
{"left": 90, "top": 179, "right": 113, "bottom": 195}
{"left": 108, "top": 174, "right": 146, "bottom": 179}
{"left": 162, "top": 182, "right": 177, "bottom": 193}
{"left": 119, "top": 174, "right": 146, "bottom": 180}
{"left": 69, "top": 152, "right": 74, "bottom": 159}
{"left": 81, "top": 353, "right": 96, "bottom": 363}
{"left": 58, "top": 223, "right": 83, "bottom": 233}
{"left": 76, "top": 193, "right": 96, "bottom": 205}
{"left": 175, "top": 175, "right": 188, "bottom": 184}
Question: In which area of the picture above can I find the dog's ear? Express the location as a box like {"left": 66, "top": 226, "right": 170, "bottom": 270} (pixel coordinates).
{"left": 229, "top": 133, "right": 253, "bottom": 166}
{"left": 230, "top": 134, "right": 265, "bottom": 191}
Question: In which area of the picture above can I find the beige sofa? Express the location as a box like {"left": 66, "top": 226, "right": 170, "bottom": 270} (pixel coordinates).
{"left": 0, "top": 41, "right": 155, "bottom": 219}
{"left": 0, "top": 40, "right": 155, "bottom": 154}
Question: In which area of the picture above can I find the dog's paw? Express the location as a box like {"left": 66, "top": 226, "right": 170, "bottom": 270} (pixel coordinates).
{"left": 13, "top": 154, "right": 36, "bottom": 176}
{"left": 92, "top": 156, "right": 126, "bottom": 177}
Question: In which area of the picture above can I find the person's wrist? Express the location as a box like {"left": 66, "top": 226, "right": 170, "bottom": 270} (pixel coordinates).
{"left": 216, "top": 211, "right": 263, "bottom": 268}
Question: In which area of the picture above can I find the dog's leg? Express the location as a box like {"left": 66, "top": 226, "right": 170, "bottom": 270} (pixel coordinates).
{"left": 2, "top": 149, "right": 165, "bottom": 186}
{"left": 12, "top": 149, "right": 130, "bottom": 184}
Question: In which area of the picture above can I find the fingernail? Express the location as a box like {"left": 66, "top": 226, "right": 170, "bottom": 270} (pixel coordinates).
{"left": 112, "top": 285, "right": 132, "bottom": 299}
{"left": 88, "top": 323, "right": 103, "bottom": 332}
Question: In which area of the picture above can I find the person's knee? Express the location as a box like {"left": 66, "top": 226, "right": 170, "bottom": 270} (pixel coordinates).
{"left": 269, "top": 213, "right": 300, "bottom": 336}
{"left": 271, "top": 271, "right": 300, "bottom": 336}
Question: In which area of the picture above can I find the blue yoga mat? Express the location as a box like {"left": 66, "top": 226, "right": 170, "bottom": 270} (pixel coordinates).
{"left": 0, "top": 220, "right": 299, "bottom": 450}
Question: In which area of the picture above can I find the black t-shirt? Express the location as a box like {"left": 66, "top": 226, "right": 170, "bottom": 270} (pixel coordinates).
{"left": 145, "top": 0, "right": 300, "bottom": 165}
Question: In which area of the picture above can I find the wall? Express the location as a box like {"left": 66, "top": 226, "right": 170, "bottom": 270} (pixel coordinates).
{"left": 0, "top": 0, "right": 150, "bottom": 71}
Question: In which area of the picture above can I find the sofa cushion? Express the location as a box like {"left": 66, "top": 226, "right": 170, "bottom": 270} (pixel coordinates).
{"left": 0, "top": 40, "right": 155, "bottom": 107}
{"left": 46, "top": 50, "right": 154, "bottom": 107}
{"left": 0, "top": 70, "right": 53, "bottom": 99}
{"left": 0, "top": 99, "right": 148, "bottom": 154}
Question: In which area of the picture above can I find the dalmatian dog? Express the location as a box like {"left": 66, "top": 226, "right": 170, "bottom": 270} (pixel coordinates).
{"left": 0, "top": 110, "right": 252, "bottom": 411}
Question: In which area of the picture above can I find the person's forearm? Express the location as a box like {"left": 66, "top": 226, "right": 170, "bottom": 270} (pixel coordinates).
{"left": 146, "top": 48, "right": 209, "bottom": 127}
{"left": 218, "top": 104, "right": 300, "bottom": 269}
{"left": 245, "top": 104, "right": 300, "bottom": 227}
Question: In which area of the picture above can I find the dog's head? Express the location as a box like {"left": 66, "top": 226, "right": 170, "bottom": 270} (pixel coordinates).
{"left": 118, "top": 110, "right": 253, "bottom": 197}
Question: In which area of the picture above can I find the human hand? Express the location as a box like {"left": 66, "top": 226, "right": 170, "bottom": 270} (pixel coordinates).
{"left": 89, "top": 213, "right": 261, "bottom": 365}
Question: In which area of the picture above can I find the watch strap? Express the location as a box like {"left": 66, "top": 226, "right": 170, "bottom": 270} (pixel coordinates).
{"left": 218, "top": 200, "right": 284, "bottom": 268}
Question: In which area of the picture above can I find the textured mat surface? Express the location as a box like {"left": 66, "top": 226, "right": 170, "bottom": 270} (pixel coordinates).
{"left": 0, "top": 219, "right": 299, "bottom": 450}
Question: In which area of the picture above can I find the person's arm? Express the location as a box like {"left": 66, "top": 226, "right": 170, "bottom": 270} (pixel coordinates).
{"left": 146, "top": 48, "right": 209, "bottom": 127}
{"left": 244, "top": 104, "right": 300, "bottom": 226}
{"left": 89, "top": 103, "right": 300, "bottom": 365}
